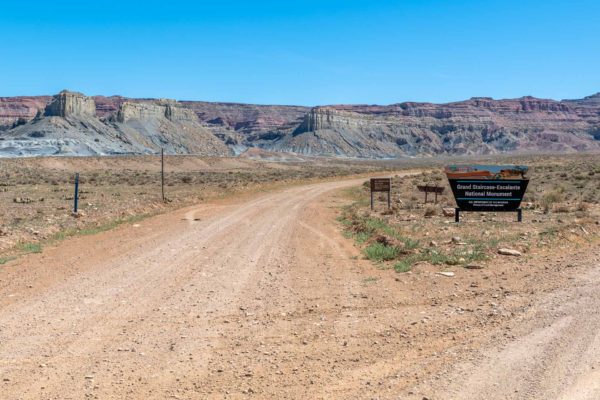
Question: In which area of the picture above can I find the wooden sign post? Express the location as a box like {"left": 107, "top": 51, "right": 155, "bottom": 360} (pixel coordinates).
{"left": 417, "top": 183, "right": 445, "bottom": 203}
{"left": 370, "top": 178, "right": 391, "bottom": 210}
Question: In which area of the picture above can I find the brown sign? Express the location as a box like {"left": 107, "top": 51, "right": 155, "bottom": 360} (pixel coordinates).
{"left": 370, "top": 178, "right": 391, "bottom": 192}
{"left": 370, "top": 178, "right": 391, "bottom": 210}
{"left": 417, "top": 184, "right": 445, "bottom": 203}
{"left": 417, "top": 184, "right": 444, "bottom": 194}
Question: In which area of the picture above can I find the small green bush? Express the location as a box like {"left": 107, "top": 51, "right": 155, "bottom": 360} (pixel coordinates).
{"left": 19, "top": 242, "right": 42, "bottom": 254}
{"left": 356, "top": 231, "right": 371, "bottom": 244}
{"left": 0, "top": 256, "right": 17, "bottom": 265}
{"left": 364, "top": 242, "right": 400, "bottom": 262}
{"left": 402, "top": 237, "right": 421, "bottom": 250}
{"left": 394, "top": 260, "right": 412, "bottom": 273}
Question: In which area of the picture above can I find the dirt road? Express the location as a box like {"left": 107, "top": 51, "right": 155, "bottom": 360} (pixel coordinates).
{"left": 415, "top": 251, "right": 600, "bottom": 400}
{"left": 0, "top": 178, "right": 380, "bottom": 399}
{"left": 1, "top": 177, "right": 599, "bottom": 399}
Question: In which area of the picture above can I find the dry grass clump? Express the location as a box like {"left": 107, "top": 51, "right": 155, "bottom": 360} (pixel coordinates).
{"left": 540, "top": 190, "right": 564, "bottom": 213}
{"left": 424, "top": 205, "right": 438, "bottom": 217}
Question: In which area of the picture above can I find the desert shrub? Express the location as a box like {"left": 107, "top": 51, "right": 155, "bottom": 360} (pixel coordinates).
{"left": 424, "top": 205, "right": 437, "bottom": 217}
{"left": 403, "top": 196, "right": 419, "bottom": 210}
{"left": 402, "top": 237, "right": 421, "bottom": 250}
{"left": 19, "top": 242, "right": 42, "bottom": 254}
{"left": 553, "top": 205, "right": 570, "bottom": 213}
{"left": 356, "top": 231, "right": 371, "bottom": 244}
{"left": 364, "top": 243, "right": 400, "bottom": 262}
{"left": 394, "top": 260, "right": 412, "bottom": 272}
{"left": 0, "top": 256, "right": 17, "bottom": 265}
{"left": 540, "top": 190, "right": 564, "bottom": 213}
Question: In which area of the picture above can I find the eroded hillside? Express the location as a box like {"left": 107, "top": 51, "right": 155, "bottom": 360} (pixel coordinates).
{"left": 1, "top": 91, "right": 600, "bottom": 157}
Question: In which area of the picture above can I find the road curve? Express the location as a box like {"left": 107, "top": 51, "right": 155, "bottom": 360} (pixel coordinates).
{"left": 0, "top": 178, "right": 374, "bottom": 399}
{"left": 1, "top": 176, "right": 599, "bottom": 400}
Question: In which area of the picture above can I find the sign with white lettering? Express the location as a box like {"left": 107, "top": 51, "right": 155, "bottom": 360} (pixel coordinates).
{"left": 370, "top": 178, "right": 391, "bottom": 192}
{"left": 369, "top": 178, "right": 391, "bottom": 210}
{"left": 445, "top": 165, "right": 529, "bottom": 212}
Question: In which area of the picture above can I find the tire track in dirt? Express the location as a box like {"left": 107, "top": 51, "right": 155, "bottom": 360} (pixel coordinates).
{"left": 413, "top": 248, "right": 600, "bottom": 400}
{"left": 2, "top": 172, "right": 597, "bottom": 399}
{"left": 0, "top": 178, "right": 367, "bottom": 399}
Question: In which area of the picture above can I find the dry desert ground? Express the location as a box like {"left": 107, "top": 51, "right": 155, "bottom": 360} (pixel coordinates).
{"left": 0, "top": 153, "right": 599, "bottom": 399}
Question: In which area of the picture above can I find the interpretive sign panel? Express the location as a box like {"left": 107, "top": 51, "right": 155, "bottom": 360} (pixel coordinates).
{"left": 369, "top": 178, "right": 391, "bottom": 210}
{"left": 448, "top": 179, "right": 529, "bottom": 211}
{"left": 444, "top": 165, "right": 529, "bottom": 213}
{"left": 370, "top": 178, "right": 391, "bottom": 192}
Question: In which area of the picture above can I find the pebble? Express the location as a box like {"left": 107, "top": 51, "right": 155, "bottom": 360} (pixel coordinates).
{"left": 442, "top": 208, "right": 455, "bottom": 217}
{"left": 498, "top": 248, "right": 522, "bottom": 257}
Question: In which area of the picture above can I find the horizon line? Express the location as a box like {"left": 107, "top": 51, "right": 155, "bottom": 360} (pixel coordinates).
{"left": 1, "top": 89, "right": 599, "bottom": 108}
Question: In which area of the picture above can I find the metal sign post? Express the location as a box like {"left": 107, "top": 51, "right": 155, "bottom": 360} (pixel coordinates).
{"left": 73, "top": 173, "right": 79, "bottom": 214}
{"left": 370, "top": 178, "right": 392, "bottom": 211}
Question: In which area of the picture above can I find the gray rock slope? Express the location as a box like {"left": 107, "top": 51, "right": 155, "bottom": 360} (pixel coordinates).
{"left": 1, "top": 91, "right": 600, "bottom": 158}
{"left": 267, "top": 100, "right": 600, "bottom": 157}
{"left": 0, "top": 91, "right": 230, "bottom": 157}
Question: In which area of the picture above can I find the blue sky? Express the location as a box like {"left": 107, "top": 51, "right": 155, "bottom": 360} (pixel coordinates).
{"left": 1, "top": 0, "right": 599, "bottom": 105}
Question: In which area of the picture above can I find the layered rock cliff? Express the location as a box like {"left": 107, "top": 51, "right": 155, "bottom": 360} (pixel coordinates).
{"left": 0, "top": 96, "right": 50, "bottom": 130}
{"left": 0, "top": 91, "right": 230, "bottom": 157}
{"left": 1, "top": 91, "right": 599, "bottom": 157}
{"left": 269, "top": 96, "right": 600, "bottom": 157}
{"left": 180, "top": 101, "right": 308, "bottom": 153}
{"left": 113, "top": 100, "right": 230, "bottom": 155}
{"left": 44, "top": 90, "right": 96, "bottom": 117}
{"left": 116, "top": 100, "right": 199, "bottom": 123}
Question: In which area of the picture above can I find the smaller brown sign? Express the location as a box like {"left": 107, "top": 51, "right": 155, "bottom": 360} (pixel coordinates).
{"left": 417, "top": 184, "right": 444, "bottom": 203}
{"left": 370, "top": 178, "right": 391, "bottom": 192}
{"left": 370, "top": 178, "right": 391, "bottom": 210}
{"left": 417, "top": 184, "right": 444, "bottom": 194}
